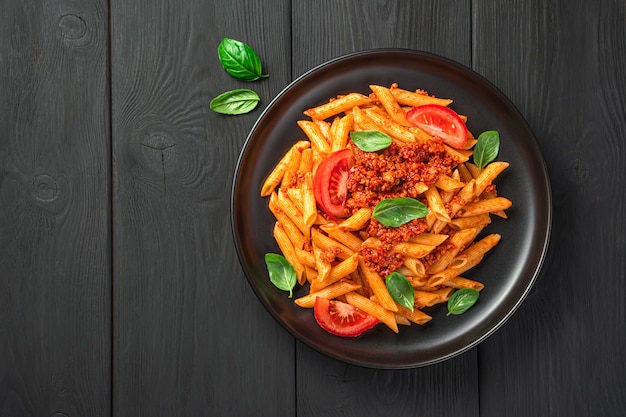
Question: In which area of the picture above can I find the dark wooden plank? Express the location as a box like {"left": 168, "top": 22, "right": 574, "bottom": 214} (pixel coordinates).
{"left": 297, "top": 348, "right": 478, "bottom": 417}
{"left": 0, "top": 0, "right": 111, "bottom": 416}
{"left": 291, "top": 2, "right": 480, "bottom": 416}
{"left": 473, "top": 1, "right": 626, "bottom": 416}
{"left": 110, "top": 1, "right": 294, "bottom": 415}
{"left": 291, "top": 0, "right": 472, "bottom": 78}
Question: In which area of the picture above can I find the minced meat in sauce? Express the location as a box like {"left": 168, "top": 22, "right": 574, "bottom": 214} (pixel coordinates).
{"left": 346, "top": 141, "right": 458, "bottom": 276}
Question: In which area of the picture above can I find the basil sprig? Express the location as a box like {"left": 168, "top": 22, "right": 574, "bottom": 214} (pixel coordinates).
{"left": 265, "top": 253, "right": 297, "bottom": 298}
{"left": 210, "top": 89, "right": 260, "bottom": 115}
{"left": 385, "top": 272, "right": 414, "bottom": 311}
{"left": 372, "top": 198, "right": 429, "bottom": 227}
{"left": 447, "top": 288, "right": 480, "bottom": 315}
{"left": 473, "top": 130, "right": 500, "bottom": 169}
{"left": 350, "top": 130, "right": 393, "bottom": 152}
{"left": 218, "top": 38, "right": 268, "bottom": 81}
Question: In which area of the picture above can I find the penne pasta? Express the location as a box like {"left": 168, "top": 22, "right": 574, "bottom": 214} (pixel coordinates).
{"left": 358, "top": 257, "right": 398, "bottom": 313}
{"left": 338, "top": 208, "right": 372, "bottom": 231}
{"left": 311, "top": 228, "right": 354, "bottom": 260}
{"left": 448, "top": 213, "right": 492, "bottom": 230}
{"left": 310, "top": 253, "right": 359, "bottom": 293}
{"left": 415, "top": 183, "right": 430, "bottom": 195}
{"left": 304, "top": 93, "right": 372, "bottom": 120}
{"left": 276, "top": 189, "right": 308, "bottom": 237}
{"left": 407, "top": 125, "right": 437, "bottom": 143}
{"left": 352, "top": 106, "right": 384, "bottom": 132}
{"left": 425, "top": 186, "right": 451, "bottom": 222}
{"left": 472, "top": 162, "right": 510, "bottom": 197}
{"left": 259, "top": 83, "right": 511, "bottom": 337}
{"left": 298, "top": 148, "right": 313, "bottom": 176}
{"left": 443, "top": 144, "right": 471, "bottom": 163}
{"left": 363, "top": 107, "right": 418, "bottom": 143}
{"left": 392, "top": 242, "right": 436, "bottom": 259}
{"left": 301, "top": 172, "right": 317, "bottom": 228}
{"left": 402, "top": 257, "right": 427, "bottom": 277}
{"left": 443, "top": 276, "right": 485, "bottom": 291}
{"left": 260, "top": 148, "right": 292, "bottom": 196}
{"left": 414, "top": 290, "right": 443, "bottom": 308}
{"left": 261, "top": 141, "right": 311, "bottom": 197}
{"left": 426, "top": 227, "right": 480, "bottom": 274}
{"left": 409, "top": 233, "right": 449, "bottom": 246}
{"left": 286, "top": 187, "right": 304, "bottom": 212}
{"left": 465, "top": 161, "right": 482, "bottom": 178}
{"left": 273, "top": 222, "right": 305, "bottom": 285}
{"left": 320, "top": 224, "right": 363, "bottom": 252}
{"left": 303, "top": 265, "right": 317, "bottom": 284}
{"left": 390, "top": 86, "right": 453, "bottom": 108}
{"left": 449, "top": 233, "right": 501, "bottom": 270}
{"left": 330, "top": 113, "right": 353, "bottom": 151}
{"left": 427, "top": 254, "right": 484, "bottom": 287}
{"left": 370, "top": 84, "right": 411, "bottom": 127}
{"left": 313, "top": 119, "right": 331, "bottom": 141}
{"left": 396, "top": 304, "right": 432, "bottom": 325}
{"left": 312, "top": 243, "right": 332, "bottom": 282}
{"left": 395, "top": 314, "right": 412, "bottom": 326}
{"left": 294, "top": 281, "right": 362, "bottom": 308}
{"left": 295, "top": 247, "right": 316, "bottom": 268}
{"left": 406, "top": 274, "right": 432, "bottom": 289}
{"left": 456, "top": 197, "right": 512, "bottom": 217}
{"left": 435, "top": 174, "right": 465, "bottom": 192}
{"left": 457, "top": 162, "right": 474, "bottom": 183}
{"left": 280, "top": 146, "right": 301, "bottom": 189}
{"left": 344, "top": 291, "right": 399, "bottom": 333}
{"left": 268, "top": 192, "right": 306, "bottom": 249}
{"left": 297, "top": 120, "right": 332, "bottom": 155}
{"left": 431, "top": 287, "right": 455, "bottom": 302}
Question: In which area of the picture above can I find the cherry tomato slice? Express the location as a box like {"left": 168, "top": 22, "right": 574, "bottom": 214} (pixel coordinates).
{"left": 314, "top": 297, "right": 379, "bottom": 337}
{"left": 405, "top": 104, "right": 468, "bottom": 148}
{"left": 313, "top": 148, "right": 353, "bottom": 219}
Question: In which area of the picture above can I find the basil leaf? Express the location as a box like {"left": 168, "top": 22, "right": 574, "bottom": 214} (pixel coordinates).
{"left": 447, "top": 288, "right": 480, "bottom": 315}
{"left": 350, "top": 130, "right": 393, "bottom": 152}
{"left": 264, "top": 253, "right": 297, "bottom": 298}
{"left": 473, "top": 130, "right": 500, "bottom": 169}
{"left": 210, "top": 89, "right": 260, "bottom": 115}
{"left": 385, "top": 272, "right": 414, "bottom": 311}
{"left": 217, "top": 38, "right": 268, "bottom": 81}
{"left": 372, "top": 198, "right": 429, "bottom": 227}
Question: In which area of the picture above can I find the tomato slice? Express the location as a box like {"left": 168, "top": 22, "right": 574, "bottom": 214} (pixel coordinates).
{"left": 314, "top": 297, "right": 379, "bottom": 337}
{"left": 313, "top": 148, "right": 353, "bottom": 219}
{"left": 405, "top": 104, "right": 468, "bottom": 148}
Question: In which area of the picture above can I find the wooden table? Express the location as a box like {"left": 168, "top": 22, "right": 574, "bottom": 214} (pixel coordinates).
{"left": 1, "top": 0, "right": 624, "bottom": 416}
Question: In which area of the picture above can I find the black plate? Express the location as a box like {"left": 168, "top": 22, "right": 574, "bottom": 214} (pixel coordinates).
{"left": 231, "top": 49, "right": 552, "bottom": 369}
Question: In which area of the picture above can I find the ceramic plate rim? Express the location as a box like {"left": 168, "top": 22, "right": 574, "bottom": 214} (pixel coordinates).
{"left": 231, "top": 48, "right": 552, "bottom": 369}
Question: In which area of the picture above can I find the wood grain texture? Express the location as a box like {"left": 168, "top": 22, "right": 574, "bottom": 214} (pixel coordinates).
{"left": 473, "top": 1, "right": 626, "bottom": 416}
{"left": 292, "top": 0, "right": 472, "bottom": 78}
{"left": 0, "top": 0, "right": 111, "bottom": 416}
{"left": 110, "top": 0, "right": 294, "bottom": 415}
{"left": 1, "top": 0, "right": 625, "bottom": 415}
{"left": 297, "top": 344, "right": 479, "bottom": 417}
{"left": 291, "top": 2, "right": 479, "bottom": 416}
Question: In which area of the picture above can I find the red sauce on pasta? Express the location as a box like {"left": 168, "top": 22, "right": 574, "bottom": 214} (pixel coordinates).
{"left": 345, "top": 141, "right": 458, "bottom": 276}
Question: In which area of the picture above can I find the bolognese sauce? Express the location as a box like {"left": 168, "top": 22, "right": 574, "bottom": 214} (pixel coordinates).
{"left": 345, "top": 141, "right": 458, "bottom": 276}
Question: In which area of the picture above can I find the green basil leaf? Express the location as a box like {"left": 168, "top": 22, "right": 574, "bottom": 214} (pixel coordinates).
{"left": 385, "top": 272, "right": 414, "bottom": 311}
{"left": 447, "top": 288, "right": 480, "bottom": 315}
{"left": 473, "top": 130, "right": 500, "bottom": 169}
{"left": 350, "top": 130, "right": 393, "bottom": 152}
{"left": 217, "top": 38, "right": 268, "bottom": 81}
{"left": 372, "top": 198, "right": 429, "bottom": 227}
{"left": 210, "top": 89, "right": 260, "bottom": 115}
{"left": 264, "top": 253, "right": 297, "bottom": 298}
